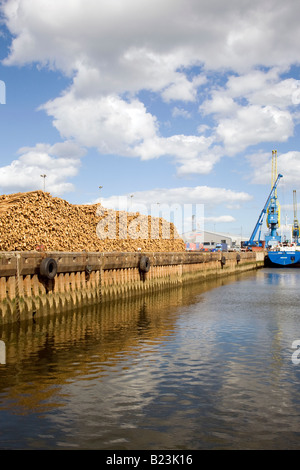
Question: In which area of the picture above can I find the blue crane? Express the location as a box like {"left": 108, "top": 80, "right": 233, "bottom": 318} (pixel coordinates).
{"left": 244, "top": 173, "right": 283, "bottom": 248}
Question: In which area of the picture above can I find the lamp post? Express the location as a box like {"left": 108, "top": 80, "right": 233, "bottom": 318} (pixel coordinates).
{"left": 40, "top": 174, "right": 47, "bottom": 191}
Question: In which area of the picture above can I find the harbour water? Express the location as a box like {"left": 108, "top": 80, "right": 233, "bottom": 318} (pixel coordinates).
{"left": 1, "top": 267, "right": 300, "bottom": 450}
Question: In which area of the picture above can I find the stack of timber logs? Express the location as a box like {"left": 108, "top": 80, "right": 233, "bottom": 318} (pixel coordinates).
{"left": 0, "top": 191, "right": 186, "bottom": 252}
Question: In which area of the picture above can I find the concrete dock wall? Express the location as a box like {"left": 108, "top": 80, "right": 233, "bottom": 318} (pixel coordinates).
{"left": 0, "top": 251, "right": 265, "bottom": 324}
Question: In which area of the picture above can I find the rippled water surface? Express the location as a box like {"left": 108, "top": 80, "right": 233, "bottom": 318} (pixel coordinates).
{"left": 1, "top": 268, "right": 300, "bottom": 449}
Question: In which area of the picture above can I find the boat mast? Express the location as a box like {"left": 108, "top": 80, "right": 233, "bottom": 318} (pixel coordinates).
{"left": 293, "top": 190, "right": 299, "bottom": 244}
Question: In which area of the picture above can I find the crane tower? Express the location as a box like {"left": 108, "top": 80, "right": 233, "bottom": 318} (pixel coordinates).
{"left": 265, "top": 150, "right": 281, "bottom": 247}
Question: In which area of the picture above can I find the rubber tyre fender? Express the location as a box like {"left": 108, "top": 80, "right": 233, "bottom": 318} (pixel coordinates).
{"left": 139, "top": 256, "right": 151, "bottom": 273}
{"left": 39, "top": 257, "right": 57, "bottom": 280}
{"left": 221, "top": 256, "right": 226, "bottom": 265}
{"left": 85, "top": 265, "right": 93, "bottom": 274}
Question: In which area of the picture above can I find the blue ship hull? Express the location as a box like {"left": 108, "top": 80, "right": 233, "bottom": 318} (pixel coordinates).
{"left": 267, "top": 250, "right": 300, "bottom": 266}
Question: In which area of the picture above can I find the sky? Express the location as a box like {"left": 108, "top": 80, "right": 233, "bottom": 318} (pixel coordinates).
{"left": 1, "top": 0, "right": 300, "bottom": 239}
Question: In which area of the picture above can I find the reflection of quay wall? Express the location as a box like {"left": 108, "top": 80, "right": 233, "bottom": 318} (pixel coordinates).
{"left": 0, "top": 251, "right": 264, "bottom": 324}
{"left": 1, "top": 290, "right": 182, "bottom": 367}
{"left": 0, "top": 293, "right": 183, "bottom": 410}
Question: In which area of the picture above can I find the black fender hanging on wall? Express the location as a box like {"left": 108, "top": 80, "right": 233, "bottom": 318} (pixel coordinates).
{"left": 139, "top": 256, "right": 151, "bottom": 273}
{"left": 39, "top": 257, "right": 58, "bottom": 280}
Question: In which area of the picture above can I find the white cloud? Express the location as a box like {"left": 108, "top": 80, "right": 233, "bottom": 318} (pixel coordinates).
{"left": 42, "top": 90, "right": 221, "bottom": 174}
{"left": 249, "top": 151, "right": 300, "bottom": 187}
{"left": 200, "top": 68, "right": 300, "bottom": 154}
{"left": 202, "top": 68, "right": 300, "bottom": 112}
{"left": 3, "top": 0, "right": 300, "bottom": 185}
{"left": 133, "top": 134, "right": 220, "bottom": 173}
{"left": 97, "top": 185, "right": 252, "bottom": 210}
{"left": 216, "top": 105, "right": 294, "bottom": 155}
{"left": 161, "top": 74, "right": 206, "bottom": 103}
{"left": 4, "top": 0, "right": 300, "bottom": 78}
{"left": 95, "top": 185, "right": 251, "bottom": 234}
{"left": 172, "top": 107, "right": 191, "bottom": 119}
{"left": 201, "top": 95, "right": 239, "bottom": 117}
{"left": 42, "top": 92, "right": 158, "bottom": 155}
{"left": 0, "top": 142, "right": 83, "bottom": 194}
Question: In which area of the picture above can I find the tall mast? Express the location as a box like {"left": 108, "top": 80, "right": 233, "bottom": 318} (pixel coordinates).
{"left": 293, "top": 190, "right": 299, "bottom": 243}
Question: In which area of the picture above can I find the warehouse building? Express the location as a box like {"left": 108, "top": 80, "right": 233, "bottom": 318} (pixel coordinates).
{"left": 182, "top": 230, "right": 244, "bottom": 251}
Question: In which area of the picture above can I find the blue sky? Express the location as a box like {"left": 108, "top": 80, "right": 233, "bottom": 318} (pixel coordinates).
{"left": 1, "top": 0, "right": 300, "bottom": 239}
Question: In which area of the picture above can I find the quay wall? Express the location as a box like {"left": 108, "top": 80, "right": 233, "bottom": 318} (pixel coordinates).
{"left": 0, "top": 250, "right": 265, "bottom": 325}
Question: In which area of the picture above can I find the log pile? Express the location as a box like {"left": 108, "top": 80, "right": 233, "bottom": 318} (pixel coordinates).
{"left": 0, "top": 191, "right": 186, "bottom": 252}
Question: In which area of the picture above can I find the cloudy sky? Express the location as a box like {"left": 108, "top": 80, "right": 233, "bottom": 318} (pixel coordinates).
{"left": 1, "top": 0, "right": 300, "bottom": 237}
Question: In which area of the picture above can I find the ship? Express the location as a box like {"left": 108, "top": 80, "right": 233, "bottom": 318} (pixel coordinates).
{"left": 266, "top": 189, "right": 300, "bottom": 267}
{"left": 266, "top": 243, "right": 300, "bottom": 267}
{"left": 244, "top": 150, "right": 300, "bottom": 267}
{"left": 266, "top": 154, "right": 300, "bottom": 267}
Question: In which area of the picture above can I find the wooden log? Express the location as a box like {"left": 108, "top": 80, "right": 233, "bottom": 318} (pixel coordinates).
{"left": 0, "top": 190, "right": 186, "bottom": 253}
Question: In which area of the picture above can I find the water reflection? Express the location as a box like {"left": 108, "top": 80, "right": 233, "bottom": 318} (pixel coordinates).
{"left": 0, "top": 278, "right": 222, "bottom": 416}
{"left": 0, "top": 341, "right": 5, "bottom": 365}
{"left": 0, "top": 269, "right": 300, "bottom": 449}
{"left": 261, "top": 268, "right": 299, "bottom": 286}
